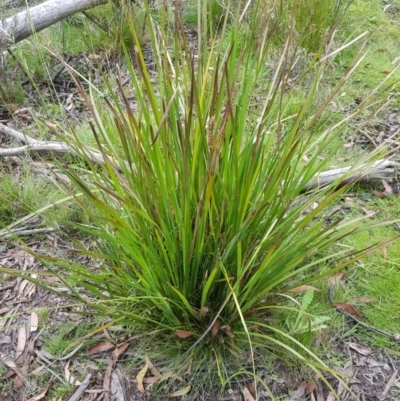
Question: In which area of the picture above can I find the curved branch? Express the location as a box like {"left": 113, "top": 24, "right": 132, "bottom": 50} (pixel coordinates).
{"left": 0, "top": 122, "right": 108, "bottom": 166}
{"left": 0, "top": 0, "right": 109, "bottom": 49}
{"left": 303, "top": 159, "right": 400, "bottom": 191}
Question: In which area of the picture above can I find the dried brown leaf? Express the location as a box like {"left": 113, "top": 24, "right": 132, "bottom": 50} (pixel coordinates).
{"left": 14, "top": 374, "right": 25, "bottom": 389}
{"left": 349, "top": 296, "right": 376, "bottom": 304}
{"left": 381, "top": 179, "right": 393, "bottom": 194}
{"left": 30, "top": 312, "right": 38, "bottom": 333}
{"left": 361, "top": 207, "right": 378, "bottom": 218}
{"left": 242, "top": 387, "right": 256, "bottom": 401}
{"left": 211, "top": 320, "right": 221, "bottom": 340}
{"left": 136, "top": 363, "right": 148, "bottom": 392}
{"left": 346, "top": 342, "right": 372, "bottom": 356}
{"left": 145, "top": 356, "right": 159, "bottom": 377}
{"left": 329, "top": 272, "right": 344, "bottom": 287}
{"left": 0, "top": 352, "right": 26, "bottom": 382}
{"left": 315, "top": 382, "right": 324, "bottom": 401}
{"left": 64, "top": 360, "right": 82, "bottom": 386}
{"left": 382, "top": 370, "right": 398, "bottom": 396}
{"left": 221, "top": 325, "right": 235, "bottom": 339}
{"left": 110, "top": 370, "right": 125, "bottom": 401}
{"left": 143, "top": 376, "right": 160, "bottom": 384}
{"left": 103, "top": 329, "right": 112, "bottom": 340}
{"left": 16, "top": 327, "right": 26, "bottom": 360}
{"left": 289, "top": 285, "right": 321, "bottom": 292}
{"left": 305, "top": 381, "right": 316, "bottom": 394}
{"left": 103, "top": 362, "right": 113, "bottom": 401}
{"left": 112, "top": 342, "right": 129, "bottom": 366}
{"left": 29, "top": 366, "right": 45, "bottom": 375}
{"left": 155, "top": 371, "right": 184, "bottom": 384}
{"left": 290, "top": 381, "right": 306, "bottom": 400}
{"left": 174, "top": 331, "right": 194, "bottom": 339}
{"left": 168, "top": 384, "right": 191, "bottom": 398}
{"left": 374, "top": 191, "right": 388, "bottom": 198}
{"left": 82, "top": 341, "right": 115, "bottom": 356}
{"left": 18, "top": 279, "right": 29, "bottom": 297}
{"left": 26, "top": 388, "right": 48, "bottom": 401}
{"left": 25, "top": 282, "right": 36, "bottom": 298}
{"left": 333, "top": 303, "right": 362, "bottom": 318}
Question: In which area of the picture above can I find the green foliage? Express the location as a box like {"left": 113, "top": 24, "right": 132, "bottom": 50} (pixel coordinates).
{"left": 254, "top": 0, "right": 352, "bottom": 50}
{"left": 0, "top": 164, "right": 87, "bottom": 231}
{"left": 341, "top": 225, "right": 400, "bottom": 349}
{"left": 286, "top": 290, "right": 331, "bottom": 336}
{"left": 294, "top": 0, "right": 351, "bottom": 51}
{"left": 0, "top": 167, "right": 54, "bottom": 226}
{"left": 183, "top": 0, "right": 226, "bottom": 28}
{"left": 2, "top": 0, "right": 398, "bottom": 389}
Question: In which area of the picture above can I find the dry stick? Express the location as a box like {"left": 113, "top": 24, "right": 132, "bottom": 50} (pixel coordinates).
{"left": 184, "top": 293, "right": 232, "bottom": 354}
{"left": 0, "top": 0, "right": 109, "bottom": 50}
{"left": 302, "top": 159, "right": 400, "bottom": 191}
{"left": 68, "top": 373, "right": 92, "bottom": 401}
{"left": 0, "top": 227, "right": 55, "bottom": 239}
{"left": 327, "top": 287, "right": 400, "bottom": 342}
{"left": 0, "top": 123, "right": 108, "bottom": 166}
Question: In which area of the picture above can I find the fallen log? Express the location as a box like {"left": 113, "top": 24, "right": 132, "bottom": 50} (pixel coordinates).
{"left": 302, "top": 159, "right": 400, "bottom": 190}
{"left": 0, "top": 0, "right": 109, "bottom": 50}
{"left": 0, "top": 122, "right": 108, "bottom": 166}
{"left": 0, "top": 122, "right": 399, "bottom": 190}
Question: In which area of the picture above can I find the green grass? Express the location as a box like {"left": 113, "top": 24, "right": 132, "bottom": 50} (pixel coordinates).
{"left": 0, "top": 161, "right": 90, "bottom": 234}
{"left": 9, "top": 0, "right": 395, "bottom": 388}
{"left": 0, "top": 0, "right": 400, "bottom": 398}
{"left": 326, "top": 0, "right": 400, "bottom": 104}
{"left": 343, "top": 225, "right": 400, "bottom": 348}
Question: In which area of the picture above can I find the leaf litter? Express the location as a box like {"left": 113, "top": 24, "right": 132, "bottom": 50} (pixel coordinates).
{"left": 1, "top": 241, "right": 400, "bottom": 400}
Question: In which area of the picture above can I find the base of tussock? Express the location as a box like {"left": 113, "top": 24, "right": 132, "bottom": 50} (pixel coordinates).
{"left": 119, "top": 334, "right": 313, "bottom": 399}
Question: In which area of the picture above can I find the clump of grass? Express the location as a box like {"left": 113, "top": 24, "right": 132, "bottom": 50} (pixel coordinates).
{"left": 251, "top": 0, "right": 351, "bottom": 51}
{"left": 0, "top": 163, "right": 88, "bottom": 231}
{"left": 3, "top": 0, "right": 399, "bottom": 393}
{"left": 0, "top": 167, "right": 52, "bottom": 226}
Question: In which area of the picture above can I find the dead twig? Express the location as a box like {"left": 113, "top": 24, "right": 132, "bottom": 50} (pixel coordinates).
{"left": 327, "top": 287, "right": 400, "bottom": 342}
{"left": 68, "top": 373, "right": 92, "bottom": 401}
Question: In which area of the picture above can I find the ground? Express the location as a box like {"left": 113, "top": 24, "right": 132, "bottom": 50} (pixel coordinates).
{"left": 1, "top": 246, "right": 400, "bottom": 400}
{"left": 1, "top": 0, "right": 400, "bottom": 400}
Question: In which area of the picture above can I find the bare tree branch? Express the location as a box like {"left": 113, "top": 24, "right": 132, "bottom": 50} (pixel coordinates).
{"left": 303, "top": 159, "right": 400, "bottom": 190}
{"left": 0, "top": 0, "right": 109, "bottom": 49}
{"left": 0, "top": 122, "right": 108, "bottom": 165}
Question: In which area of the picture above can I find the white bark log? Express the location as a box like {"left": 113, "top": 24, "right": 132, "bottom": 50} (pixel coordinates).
{"left": 0, "top": 122, "right": 109, "bottom": 166}
{"left": 0, "top": 0, "right": 109, "bottom": 49}
{"left": 302, "top": 159, "right": 400, "bottom": 191}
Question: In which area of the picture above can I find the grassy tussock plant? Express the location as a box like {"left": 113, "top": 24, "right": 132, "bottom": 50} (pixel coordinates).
{"left": 6, "top": 0, "right": 398, "bottom": 388}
